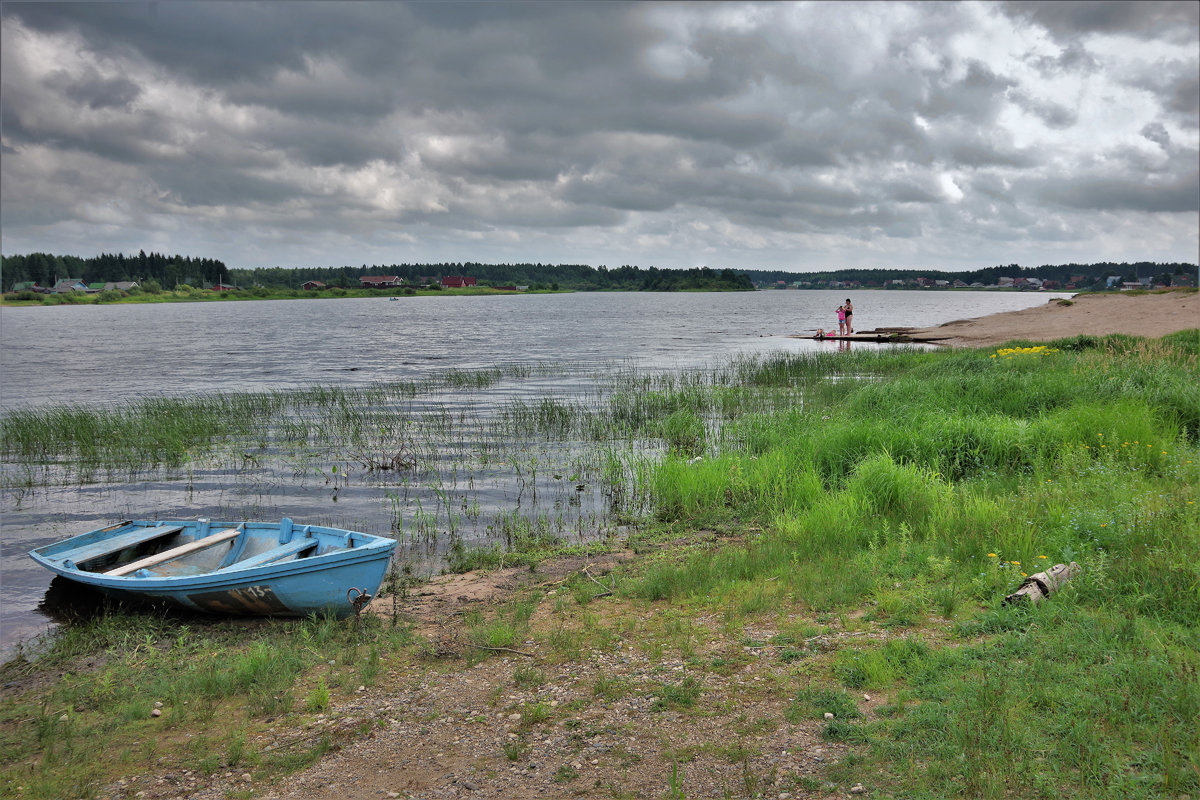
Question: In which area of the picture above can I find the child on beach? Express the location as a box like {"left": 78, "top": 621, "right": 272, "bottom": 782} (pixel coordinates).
{"left": 836, "top": 305, "right": 847, "bottom": 336}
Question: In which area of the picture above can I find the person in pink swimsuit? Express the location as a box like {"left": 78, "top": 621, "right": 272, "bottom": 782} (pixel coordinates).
{"left": 836, "top": 304, "right": 847, "bottom": 335}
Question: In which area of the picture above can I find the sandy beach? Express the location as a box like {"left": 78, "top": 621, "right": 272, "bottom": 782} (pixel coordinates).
{"left": 908, "top": 290, "right": 1199, "bottom": 348}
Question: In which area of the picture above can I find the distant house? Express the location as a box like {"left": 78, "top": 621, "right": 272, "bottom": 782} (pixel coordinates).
{"left": 360, "top": 275, "right": 402, "bottom": 288}
{"left": 52, "top": 278, "right": 88, "bottom": 293}
{"left": 10, "top": 281, "right": 46, "bottom": 293}
{"left": 209, "top": 282, "right": 238, "bottom": 291}
{"left": 441, "top": 276, "right": 477, "bottom": 288}
{"left": 302, "top": 280, "right": 326, "bottom": 291}
{"left": 84, "top": 281, "right": 138, "bottom": 293}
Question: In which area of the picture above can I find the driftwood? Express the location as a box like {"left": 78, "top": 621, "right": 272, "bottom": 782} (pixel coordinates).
{"left": 1003, "top": 562, "right": 1080, "bottom": 606}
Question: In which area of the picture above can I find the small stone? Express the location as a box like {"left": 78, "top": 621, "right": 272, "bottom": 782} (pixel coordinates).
{"left": 154, "top": 701, "right": 163, "bottom": 708}
{"left": 151, "top": 708, "right": 162, "bottom": 717}
{"left": 863, "top": 694, "right": 871, "bottom": 701}
{"left": 59, "top": 714, "right": 69, "bottom": 722}
{"left": 823, "top": 712, "right": 834, "bottom": 719}
{"left": 241, "top": 773, "right": 252, "bottom": 782}
{"left": 386, "top": 792, "right": 400, "bottom": 799}
{"left": 850, "top": 783, "right": 866, "bottom": 794}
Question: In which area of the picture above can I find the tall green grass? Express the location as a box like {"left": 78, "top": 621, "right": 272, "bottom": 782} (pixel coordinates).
{"left": 623, "top": 331, "right": 1200, "bottom": 796}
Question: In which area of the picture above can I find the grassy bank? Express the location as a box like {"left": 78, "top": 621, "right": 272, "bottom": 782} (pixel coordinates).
{"left": 623, "top": 331, "right": 1199, "bottom": 797}
{"left": 2, "top": 331, "right": 1197, "bottom": 798}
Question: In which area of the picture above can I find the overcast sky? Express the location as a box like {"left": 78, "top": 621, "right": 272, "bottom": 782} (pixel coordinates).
{"left": 2, "top": 1, "right": 1197, "bottom": 272}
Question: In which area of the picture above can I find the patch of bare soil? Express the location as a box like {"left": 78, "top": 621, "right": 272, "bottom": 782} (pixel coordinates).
{"left": 372, "top": 552, "right": 634, "bottom": 638}
{"left": 133, "top": 554, "right": 906, "bottom": 800}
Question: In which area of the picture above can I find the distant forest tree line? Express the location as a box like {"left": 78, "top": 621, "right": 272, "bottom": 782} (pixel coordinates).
{"left": 740, "top": 262, "right": 1197, "bottom": 289}
{"left": 2, "top": 251, "right": 230, "bottom": 292}
{"left": 2, "top": 251, "right": 1195, "bottom": 293}
{"left": 1, "top": 253, "right": 755, "bottom": 292}
{"left": 229, "top": 262, "right": 757, "bottom": 292}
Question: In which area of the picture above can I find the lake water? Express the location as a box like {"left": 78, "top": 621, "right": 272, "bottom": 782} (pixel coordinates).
{"left": 0, "top": 289, "right": 1068, "bottom": 651}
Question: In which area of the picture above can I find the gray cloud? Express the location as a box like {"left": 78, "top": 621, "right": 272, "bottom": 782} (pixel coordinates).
{"left": 1004, "top": 1, "right": 1200, "bottom": 45}
{"left": 1, "top": 1, "right": 1195, "bottom": 270}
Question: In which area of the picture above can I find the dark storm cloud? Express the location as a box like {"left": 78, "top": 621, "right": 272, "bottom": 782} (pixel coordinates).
{"left": 1004, "top": 1, "right": 1200, "bottom": 44}
{"left": 1, "top": 1, "right": 1196, "bottom": 269}
{"left": 1038, "top": 171, "right": 1200, "bottom": 213}
{"left": 47, "top": 67, "right": 141, "bottom": 110}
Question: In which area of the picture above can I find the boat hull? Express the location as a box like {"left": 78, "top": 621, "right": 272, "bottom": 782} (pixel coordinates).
{"left": 29, "top": 519, "right": 396, "bottom": 617}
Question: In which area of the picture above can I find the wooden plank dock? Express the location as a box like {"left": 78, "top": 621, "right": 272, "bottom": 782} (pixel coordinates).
{"left": 787, "top": 328, "right": 954, "bottom": 344}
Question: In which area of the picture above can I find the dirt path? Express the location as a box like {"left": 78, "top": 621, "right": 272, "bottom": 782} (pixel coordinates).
{"left": 214, "top": 556, "right": 887, "bottom": 800}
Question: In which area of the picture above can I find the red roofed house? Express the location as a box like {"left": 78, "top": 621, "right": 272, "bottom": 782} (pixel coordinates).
{"left": 302, "top": 280, "right": 326, "bottom": 290}
{"left": 441, "top": 276, "right": 477, "bottom": 288}
{"left": 360, "top": 275, "right": 402, "bottom": 288}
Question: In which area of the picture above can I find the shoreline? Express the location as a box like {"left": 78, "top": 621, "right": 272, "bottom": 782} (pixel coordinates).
{"left": 904, "top": 289, "right": 1199, "bottom": 348}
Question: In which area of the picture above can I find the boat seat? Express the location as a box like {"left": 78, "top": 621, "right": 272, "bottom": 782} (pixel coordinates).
{"left": 216, "top": 538, "right": 318, "bottom": 572}
{"left": 104, "top": 528, "right": 242, "bottom": 577}
{"left": 58, "top": 524, "right": 185, "bottom": 567}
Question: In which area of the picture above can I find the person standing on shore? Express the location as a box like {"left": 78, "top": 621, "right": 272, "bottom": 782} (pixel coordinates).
{"left": 836, "top": 304, "right": 847, "bottom": 335}
{"left": 844, "top": 298, "right": 854, "bottom": 334}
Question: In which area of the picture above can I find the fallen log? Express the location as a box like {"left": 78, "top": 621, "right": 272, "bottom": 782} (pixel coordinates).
{"left": 1003, "top": 561, "right": 1080, "bottom": 606}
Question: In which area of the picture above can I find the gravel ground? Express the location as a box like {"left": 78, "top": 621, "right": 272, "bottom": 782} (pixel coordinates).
{"left": 109, "top": 556, "right": 887, "bottom": 800}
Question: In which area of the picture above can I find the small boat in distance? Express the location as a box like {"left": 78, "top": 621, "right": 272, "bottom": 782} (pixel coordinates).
{"left": 29, "top": 518, "right": 396, "bottom": 617}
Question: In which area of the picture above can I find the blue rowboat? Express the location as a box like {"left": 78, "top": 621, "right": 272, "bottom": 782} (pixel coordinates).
{"left": 29, "top": 518, "right": 396, "bottom": 617}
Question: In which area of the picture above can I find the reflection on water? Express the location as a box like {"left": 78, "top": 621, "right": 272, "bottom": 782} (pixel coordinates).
{"left": 0, "top": 290, "right": 1069, "bottom": 653}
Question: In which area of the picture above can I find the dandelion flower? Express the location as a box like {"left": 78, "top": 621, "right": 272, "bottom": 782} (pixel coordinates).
{"left": 987, "top": 553, "right": 997, "bottom": 558}
{"left": 1038, "top": 555, "right": 1048, "bottom": 559}
{"left": 1011, "top": 561, "right": 1021, "bottom": 566}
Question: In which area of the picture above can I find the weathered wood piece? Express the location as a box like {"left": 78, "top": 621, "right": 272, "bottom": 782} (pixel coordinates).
{"left": 1003, "top": 561, "right": 1080, "bottom": 606}
{"left": 59, "top": 524, "right": 184, "bottom": 567}
{"left": 104, "top": 528, "right": 242, "bottom": 576}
